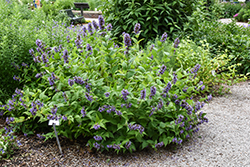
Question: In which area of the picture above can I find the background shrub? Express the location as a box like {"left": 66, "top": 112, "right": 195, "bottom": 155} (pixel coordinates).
{"left": 186, "top": 20, "right": 250, "bottom": 76}
{"left": 222, "top": 2, "right": 245, "bottom": 18}
{"left": 99, "top": 0, "right": 200, "bottom": 46}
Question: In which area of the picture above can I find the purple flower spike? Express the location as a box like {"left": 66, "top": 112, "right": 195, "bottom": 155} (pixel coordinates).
{"left": 98, "top": 15, "right": 105, "bottom": 30}
{"left": 93, "top": 123, "right": 100, "bottom": 130}
{"left": 163, "top": 82, "right": 172, "bottom": 94}
{"left": 140, "top": 88, "right": 146, "bottom": 100}
{"left": 87, "top": 23, "right": 94, "bottom": 35}
{"left": 174, "top": 38, "right": 180, "bottom": 48}
{"left": 85, "top": 93, "right": 93, "bottom": 102}
{"left": 134, "top": 23, "right": 141, "bottom": 34}
{"left": 121, "top": 89, "right": 129, "bottom": 101}
{"left": 81, "top": 106, "right": 86, "bottom": 117}
{"left": 63, "top": 49, "right": 69, "bottom": 63}
{"left": 68, "top": 79, "right": 74, "bottom": 87}
{"left": 159, "top": 65, "right": 167, "bottom": 75}
{"left": 62, "top": 115, "right": 67, "bottom": 121}
{"left": 92, "top": 20, "right": 99, "bottom": 30}
{"left": 125, "top": 141, "right": 132, "bottom": 149}
{"left": 173, "top": 74, "right": 177, "bottom": 84}
{"left": 207, "top": 94, "right": 212, "bottom": 101}
{"left": 149, "top": 86, "right": 156, "bottom": 99}
{"left": 160, "top": 32, "right": 168, "bottom": 42}
{"left": 106, "top": 24, "right": 112, "bottom": 31}
{"left": 124, "top": 33, "right": 131, "bottom": 47}
{"left": 94, "top": 135, "right": 102, "bottom": 141}
{"left": 104, "top": 92, "right": 110, "bottom": 97}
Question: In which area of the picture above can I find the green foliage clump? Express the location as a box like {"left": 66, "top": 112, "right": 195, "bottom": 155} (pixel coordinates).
{"left": 99, "top": 0, "right": 199, "bottom": 45}
{"left": 0, "top": 0, "right": 84, "bottom": 103}
{"left": 73, "top": 0, "right": 102, "bottom": 11}
{"left": 0, "top": 24, "right": 211, "bottom": 154}
{"left": 186, "top": 20, "right": 250, "bottom": 76}
{"left": 144, "top": 38, "right": 241, "bottom": 95}
{"left": 235, "top": 3, "right": 250, "bottom": 22}
{"left": 222, "top": 2, "right": 245, "bottom": 18}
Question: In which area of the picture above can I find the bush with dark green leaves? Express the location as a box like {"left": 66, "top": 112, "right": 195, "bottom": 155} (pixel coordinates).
{"left": 186, "top": 20, "right": 250, "bottom": 76}
{"left": 99, "top": 0, "right": 200, "bottom": 45}
{"left": 222, "top": 2, "right": 246, "bottom": 18}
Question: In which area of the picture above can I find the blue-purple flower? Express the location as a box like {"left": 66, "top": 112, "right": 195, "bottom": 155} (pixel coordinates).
{"left": 81, "top": 106, "right": 86, "bottom": 117}
{"left": 173, "top": 37, "right": 180, "bottom": 48}
{"left": 68, "top": 79, "right": 74, "bottom": 87}
{"left": 106, "top": 24, "right": 112, "bottom": 31}
{"left": 93, "top": 142, "right": 101, "bottom": 149}
{"left": 207, "top": 94, "right": 212, "bottom": 101}
{"left": 123, "top": 33, "right": 131, "bottom": 47}
{"left": 93, "top": 123, "right": 100, "bottom": 130}
{"left": 190, "top": 64, "right": 201, "bottom": 74}
{"left": 62, "top": 115, "right": 67, "bottom": 121}
{"left": 125, "top": 141, "right": 132, "bottom": 149}
{"left": 128, "top": 123, "right": 144, "bottom": 134}
{"left": 63, "top": 49, "right": 69, "bottom": 63}
{"left": 155, "top": 142, "right": 164, "bottom": 148}
{"left": 159, "top": 65, "right": 167, "bottom": 75}
{"left": 98, "top": 15, "right": 105, "bottom": 30}
{"left": 173, "top": 73, "right": 177, "bottom": 84}
{"left": 87, "top": 23, "right": 94, "bottom": 35}
{"left": 92, "top": 20, "right": 99, "bottom": 30}
{"left": 149, "top": 86, "right": 156, "bottom": 99}
{"left": 94, "top": 135, "right": 102, "bottom": 141}
{"left": 104, "top": 92, "right": 110, "bottom": 97}
{"left": 85, "top": 93, "right": 93, "bottom": 102}
{"left": 121, "top": 89, "right": 129, "bottom": 101}
{"left": 163, "top": 82, "right": 172, "bottom": 94}
{"left": 134, "top": 23, "right": 141, "bottom": 34}
{"left": 140, "top": 88, "right": 146, "bottom": 100}
{"left": 160, "top": 32, "right": 168, "bottom": 42}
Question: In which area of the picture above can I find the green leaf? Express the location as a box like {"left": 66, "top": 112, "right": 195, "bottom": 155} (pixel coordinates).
{"left": 126, "top": 70, "right": 136, "bottom": 78}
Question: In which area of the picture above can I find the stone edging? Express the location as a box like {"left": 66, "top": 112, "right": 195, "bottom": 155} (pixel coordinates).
{"left": 72, "top": 10, "right": 102, "bottom": 18}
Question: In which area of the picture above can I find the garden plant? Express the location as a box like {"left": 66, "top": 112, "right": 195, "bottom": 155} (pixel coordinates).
{"left": 0, "top": 0, "right": 249, "bottom": 161}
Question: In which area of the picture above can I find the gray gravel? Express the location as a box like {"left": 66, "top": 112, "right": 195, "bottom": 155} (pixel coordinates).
{"left": 1, "top": 81, "right": 250, "bottom": 167}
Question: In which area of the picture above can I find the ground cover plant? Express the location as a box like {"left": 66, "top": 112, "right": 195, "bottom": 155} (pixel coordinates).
{"left": 0, "top": 20, "right": 213, "bottom": 157}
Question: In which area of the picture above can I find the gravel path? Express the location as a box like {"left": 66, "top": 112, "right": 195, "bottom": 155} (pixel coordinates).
{"left": 0, "top": 81, "right": 249, "bottom": 167}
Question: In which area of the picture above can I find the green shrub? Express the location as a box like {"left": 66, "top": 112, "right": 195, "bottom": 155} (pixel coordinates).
{"left": 236, "top": 5, "right": 250, "bottom": 22}
{"left": 99, "top": 0, "right": 200, "bottom": 46}
{"left": 186, "top": 20, "right": 250, "bottom": 76}
{"left": 0, "top": 23, "right": 211, "bottom": 154}
{"left": 73, "top": 0, "right": 102, "bottom": 11}
{"left": 53, "top": 0, "right": 74, "bottom": 9}
{"left": 208, "top": 0, "right": 225, "bottom": 19}
{"left": 222, "top": 2, "right": 244, "bottom": 18}
{"left": 144, "top": 38, "right": 242, "bottom": 96}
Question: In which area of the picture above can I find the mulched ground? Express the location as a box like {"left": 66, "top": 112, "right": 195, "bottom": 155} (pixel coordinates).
{"left": 0, "top": 116, "right": 182, "bottom": 167}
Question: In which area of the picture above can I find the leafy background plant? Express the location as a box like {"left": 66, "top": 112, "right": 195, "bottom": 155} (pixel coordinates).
{"left": 100, "top": 0, "right": 200, "bottom": 46}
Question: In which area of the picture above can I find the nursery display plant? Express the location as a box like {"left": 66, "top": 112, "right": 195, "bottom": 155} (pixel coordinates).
{"left": 0, "top": 20, "right": 212, "bottom": 156}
